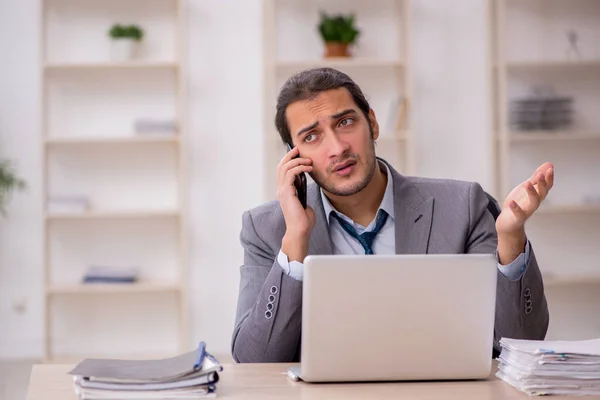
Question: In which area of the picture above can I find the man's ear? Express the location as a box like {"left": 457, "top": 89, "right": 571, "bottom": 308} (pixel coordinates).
{"left": 368, "top": 109, "right": 380, "bottom": 140}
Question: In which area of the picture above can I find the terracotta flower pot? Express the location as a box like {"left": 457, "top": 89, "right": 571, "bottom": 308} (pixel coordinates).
{"left": 324, "top": 41, "right": 350, "bottom": 58}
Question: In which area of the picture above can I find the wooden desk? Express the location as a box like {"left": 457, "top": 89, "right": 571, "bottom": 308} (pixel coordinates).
{"left": 26, "top": 362, "right": 599, "bottom": 399}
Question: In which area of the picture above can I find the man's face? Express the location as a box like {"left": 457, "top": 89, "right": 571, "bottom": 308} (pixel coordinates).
{"left": 285, "top": 88, "right": 380, "bottom": 196}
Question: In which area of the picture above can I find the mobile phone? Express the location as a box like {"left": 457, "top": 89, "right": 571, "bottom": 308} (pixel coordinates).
{"left": 286, "top": 143, "right": 307, "bottom": 209}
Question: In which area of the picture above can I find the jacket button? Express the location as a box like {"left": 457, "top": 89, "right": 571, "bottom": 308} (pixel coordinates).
{"left": 524, "top": 288, "right": 531, "bottom": 297}
{"left": 525, "top": 306, "right": 533, "bottom": 315}
{"left": 268, "top": 294, "right": 275, "bottom": 302}
{"left": 525, "top": 299, "right": 532, "bottom": 308}
{"left": 270, "top": 286, "right": 278, "bottom": 294}
{"left": 267, "top": 302, "right": 274, "bottom": 311}
{"left": 265, "top": 310, "right": 273, "bottom": 319}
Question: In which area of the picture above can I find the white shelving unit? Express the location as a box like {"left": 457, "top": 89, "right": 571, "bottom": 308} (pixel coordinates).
{"left": 491, "top": 0, "right": 600, "bottom": 286}
{"left": 41, "top": 0, "right": 188, "bottom": 362}
{"left": 262, "top": 0, "right": 413, "bottom": 201}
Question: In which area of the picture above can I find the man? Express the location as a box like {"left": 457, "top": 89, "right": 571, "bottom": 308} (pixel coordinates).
{"left": 232, "top": 67, "right": 552, "bottom": 363}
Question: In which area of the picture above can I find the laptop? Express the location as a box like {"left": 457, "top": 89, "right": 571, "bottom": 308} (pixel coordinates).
{"left": 288, "top": 254, "right": 498, "bottom": 383}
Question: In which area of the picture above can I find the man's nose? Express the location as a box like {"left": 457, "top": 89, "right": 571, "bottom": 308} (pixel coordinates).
{"left": 325, "top": 132, "right": 350, "bottom": 158}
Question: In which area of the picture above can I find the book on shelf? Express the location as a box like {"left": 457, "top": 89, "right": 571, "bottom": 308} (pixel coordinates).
{"left": 385, "top": 95, "right": 408, "bottom": 136}
{"left": 82, "top": 266, "right": 139, "bottom": 284}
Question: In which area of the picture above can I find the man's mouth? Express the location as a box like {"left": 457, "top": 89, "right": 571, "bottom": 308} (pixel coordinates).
{"left": 333, "top": 160, "right": 355, "bottom": 171}
{"left": 332, "top": 160, "right": 356, "bottom": 175}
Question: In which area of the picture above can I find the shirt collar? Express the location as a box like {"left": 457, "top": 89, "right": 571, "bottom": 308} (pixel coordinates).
{"left": 320, "top": 160, "right": 395, "bottom": 230}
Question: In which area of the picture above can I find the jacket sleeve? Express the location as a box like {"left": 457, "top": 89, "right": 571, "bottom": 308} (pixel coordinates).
{"left": 231, "top": 210, "right": 303, "bottom": 362}
{"left": 466, "top": 182, "right": 549, "bottom": 353}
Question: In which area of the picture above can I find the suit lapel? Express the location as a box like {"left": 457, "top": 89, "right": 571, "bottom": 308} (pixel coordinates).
{"left": 394, "top": 197, "right": 434, "bottom": 254}
{"left": 307, "top": 183, "right": 333, "bottom": 256}
{"left": 383, "top": 160, "right": 434, "bottom": 255}
{"left": 304, "top": 159, "right": 434, "bottom": 256}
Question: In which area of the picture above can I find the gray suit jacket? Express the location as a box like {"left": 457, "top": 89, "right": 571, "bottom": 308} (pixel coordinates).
{"left": 231, "top": 160, "right": 549, "bottom": 363}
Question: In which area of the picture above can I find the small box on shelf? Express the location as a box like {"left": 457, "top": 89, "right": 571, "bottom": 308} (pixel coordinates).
{"left": 133, "top": 118, "right": 179, "bottom": 136}
{"left": 47, "top": 195, "right": 91, "bottom": 214}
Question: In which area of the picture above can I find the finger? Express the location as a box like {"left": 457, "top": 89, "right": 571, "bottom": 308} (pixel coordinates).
{"left": 277, "top": 146, "right": 299, "bottom": 170}
{"left": 534, "top": 172, "right": 549, "bottom": 201}
{"left": 545, "top": 167, "right": 554, "bottom": 189}
{"left": 278, "top": 157, "right": 312, "bottom": 184}
{"left": 530, "top": 162, "right": 554, "bottom": 183}
{"left": 284, "top": 165, "right": 313, "bottom": 187}
{"left": 509, "top": 200, "right": 528, "bottom": 222}
{"left": 287, "top": 157, "right": 312, "bottom": 169}
{"left": 524, "top": 180, "right": 541, "bottom": 210}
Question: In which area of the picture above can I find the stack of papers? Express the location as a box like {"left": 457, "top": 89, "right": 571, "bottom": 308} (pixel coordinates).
{"left": 497, "top": 337, "right": 600, "bottom": 396}
{"left": 69, "top": 343, "right": 222, "bottom": 399}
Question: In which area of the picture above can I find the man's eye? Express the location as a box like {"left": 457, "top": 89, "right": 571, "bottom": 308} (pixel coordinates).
{"left": 340, "top": 118, "right": 354, "bottom": 127}
{"left": 304, "top": 133, "right": 317, "bottom": 143}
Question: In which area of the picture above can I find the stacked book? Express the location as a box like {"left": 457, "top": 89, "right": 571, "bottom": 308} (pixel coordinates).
{"left": 69, "top": 342, "right": 222, "bottom": 399}
{"left": 82, "top": 266, "right": 139, "bottom": 284}
{"left": 510, "top": 95, "right": 573, "bottom": 131}
{"left": 497, "top": 337, "right": 600, "bottom": 396}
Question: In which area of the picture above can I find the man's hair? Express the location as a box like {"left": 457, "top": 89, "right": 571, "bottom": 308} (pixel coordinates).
{"left": 275, "top": 67, "right": 371, "bottom": 146}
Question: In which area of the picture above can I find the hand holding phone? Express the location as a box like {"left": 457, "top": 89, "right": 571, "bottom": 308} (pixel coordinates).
{"left": 286, "top": 143, "right": 307, "bottom": 209}
{"left": 277, "top": 144, "right": 315, "bottom": 263}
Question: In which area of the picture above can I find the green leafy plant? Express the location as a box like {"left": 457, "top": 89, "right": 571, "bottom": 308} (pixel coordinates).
{"left": 108, "top": 24, "right": 144, "bottom": 41}
{"left": 0, "top": 160, "right": 25, "bottom": 215}
{"left": 318, "top": 12, "right": 360, "bottom": 44}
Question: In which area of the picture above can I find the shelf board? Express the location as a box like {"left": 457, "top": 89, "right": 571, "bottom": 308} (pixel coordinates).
{"left": 45, "top": 136, "right": 179, "bottom": 146}
{"left": 47, "top": 283, "right": 182, "bottom": 295}
{"left": 45, "top": 210, "right": 180, "bottom": 221}
{"left": 276, "top": 58, "right": 404, "bottom": 69}
{"left": 504, "top": 59, "right": 600, "bottom": 71}
{"left": 535, "top": 205, "right": 600, "bottom": 215}
{"left": 44, "top": 61, "right": 179, "bottom": 70}
{"left": 506, "top": 131, "right": 600, "bottom": 142}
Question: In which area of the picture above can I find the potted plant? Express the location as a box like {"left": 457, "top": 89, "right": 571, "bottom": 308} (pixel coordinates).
{"left": 318, "top": 12, "right": 360, "bottom": 58}
{"left": 0, "top": 160, "right": 25, "bottom": 215}
{"left": 108, "top": 24, "right": 144, "bottom": 61}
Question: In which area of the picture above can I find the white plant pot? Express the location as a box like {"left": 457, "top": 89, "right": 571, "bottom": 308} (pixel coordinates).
{"left": 110, "top": 39, "right": 140, "bottom": 61}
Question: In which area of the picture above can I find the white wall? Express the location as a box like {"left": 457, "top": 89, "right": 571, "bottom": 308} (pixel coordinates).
{"left": 0, "top": 0, "right": 45, "bottom": 358}
{"left": 412, "top": 1, "right": 494, "bottom": 191}
{"left": 0, "top": 0, "right": 597, "bottom": 360}
{"left": 185, "top": 0, "right": 265, "bottom": 358}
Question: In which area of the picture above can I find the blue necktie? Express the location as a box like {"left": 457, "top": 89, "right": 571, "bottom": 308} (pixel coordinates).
{"left": 331, "top": 210, "right": 389, "bottom": 255}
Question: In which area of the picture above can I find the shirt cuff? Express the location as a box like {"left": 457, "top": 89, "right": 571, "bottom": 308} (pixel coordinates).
{"left": 277, "top": 250, "right": 305, "bottom": 281}
{"left": 497, "top": 240, "right": 531, "bottom": 281}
